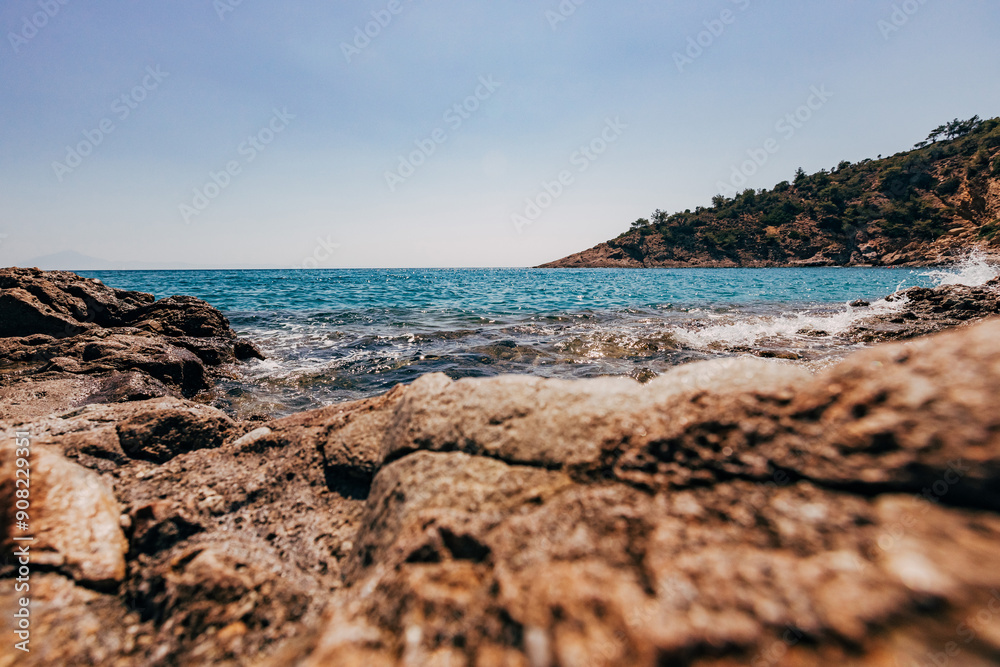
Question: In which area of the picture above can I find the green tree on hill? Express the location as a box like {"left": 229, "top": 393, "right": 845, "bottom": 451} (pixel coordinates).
{"left": 604, "top": 116, "right": 1000, "bottom": 265}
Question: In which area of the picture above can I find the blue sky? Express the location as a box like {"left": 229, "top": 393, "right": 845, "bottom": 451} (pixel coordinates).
{"left": 1, "top": 1, "right": 998, "bottom": 268}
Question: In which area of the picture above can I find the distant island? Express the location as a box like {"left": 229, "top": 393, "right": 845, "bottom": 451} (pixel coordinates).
{"left": 540, "top": 116, "right": 1000, "bottom": 268}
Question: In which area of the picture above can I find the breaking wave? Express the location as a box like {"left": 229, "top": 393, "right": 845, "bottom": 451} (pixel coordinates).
{"left": 671, "top": 298, "right": 905, "bottom": 351}
{"left": 923, "top": 250, "right": 999, "bottom": 287}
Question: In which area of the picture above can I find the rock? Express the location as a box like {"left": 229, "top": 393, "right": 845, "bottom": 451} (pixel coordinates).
{"left": 0, "top": 269, "right": 264, "bottom": 416}
{"left": 89, "top": 371, "right": 174, "bottom": 405}
{"left": 0, "top": 267, "right": 154, "bottom": 335}
{"left": 0, "top": 370, "right": 174, "bottom": 424}
{"left": 0, "top": 376, "right": 105, "bottom": 423}
{"left": 0, "top": 287, "right": 91, "bottom": 338}
{"left": 850, "top": 277, "right": 1000, "bottom": 342}
{"left": 247, "top": 384, "right": 410, "bottom": 492}
{"left": 234, "top": 339, "right": 266, "bottom": 361}
{"left": 343, "top": 450, "right": 572, "bottom": 583}
{"left": 282, "top": 319, "right": 1000, "bottom": 665}
{"left": 127, "top": 502, "right": 204, "bottom": 556}
{"left": 0, "top": 444, "right": 127, "bottom": 590}
{"left": 0, "top": 329, "right": 213, "bottom": 398}
{"left": 753, "top": 349, "right": 801, "bottom": 359}
{"left": 0, "top": 573, "right": 134, "bottom": 667}
{"left": 126, "top": 536, "right": 314, "bottom": 662}
{"left": 115, "top": 405, "right": 234, "bottom": 463}
{"left": 375, "top": 358, "right": 810, "bottom": 477}
{"left": 1, "top": 391, "right": 361, "bottom": 663}
{"left": 0, "top": 397, "right": 236, "bottom": 472}
{"left": 125, "top": 295, "right": 236, "bottom": 339}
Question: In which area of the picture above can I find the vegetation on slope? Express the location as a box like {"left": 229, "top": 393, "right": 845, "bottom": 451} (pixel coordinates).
{"left": 545, "top": 117, "right": 1000, "bottom": 267}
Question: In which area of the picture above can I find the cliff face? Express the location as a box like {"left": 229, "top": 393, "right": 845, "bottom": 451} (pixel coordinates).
{"left": 541, "top": 118, "right": 1000, "bottom": 268}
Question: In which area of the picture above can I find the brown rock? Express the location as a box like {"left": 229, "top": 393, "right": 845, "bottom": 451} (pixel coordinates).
{"left": 851, "top": 278, "right": 1000, "bottom": 342}
{"left": 125, "top": 295, "right": 236, "bottom": 339}
{"left": 0, "top": 287, "right": 91, "bottom": 338}
{"left": 284, "top": 319, "right": 1000, "bottom": 665}
{"left": 1, "top": 329, "right": 212, "bottom": 398}
{"left": 344, "top": 451, "right": 572, "bottom": 583}
{"left": 115, "top": 404, "right": 234, "bottom": 463}
{"left": 127, "top": 501, "right": 204, "bottom": 556}
{"left": 0, "top": 573, "right": 134, "bottom": 667}
{"left": 0, "top": 397, "right": 236, "bottom": 472}
{"left": 0, "top": 376, "right": 104, "bottom": 423}
{"left": 0, "top": 267, "right": 154, "bottom": 335}
{"left": 0, "top": 269, "right": 265, "bottom": 417}
{"left": 234, "top": 339, "right": 266, "bottom": 360}
{"left": 0, "top": 444, "right": 127, "bottom": 589}
{"left": 125, "top": 537, "right": 313, "bottom": 664}
{"left": 375, "top": 358, "right": 808, "bottom": 478}
{"left": 248, "top": 383, "right": 410, "bottom": 491}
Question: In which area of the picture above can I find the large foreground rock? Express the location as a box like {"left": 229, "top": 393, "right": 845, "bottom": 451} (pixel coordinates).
{"left": 3, "top": 318, "right": 1000, "bottom": 665}
{"left": 278, "top": 320, "right": 1000, "bottom": 666}
{"left": 0, "top": 445, "right": 127, "bottom": 590}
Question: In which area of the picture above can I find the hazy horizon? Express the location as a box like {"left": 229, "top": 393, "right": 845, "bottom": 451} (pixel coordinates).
{"left": 3, "top": 1, "right": 999, "bottom": 270}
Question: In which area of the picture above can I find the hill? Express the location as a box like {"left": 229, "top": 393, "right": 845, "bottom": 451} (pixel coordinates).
{"left": 540, "top": 116, "right": 1000, "bottom": 268}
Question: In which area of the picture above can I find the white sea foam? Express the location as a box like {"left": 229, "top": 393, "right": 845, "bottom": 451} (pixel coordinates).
{"left": 676, "top": 251, "right": 997, "bottom": 351}
{"left": 673, "top": 298, "right": 905, "bottom": 350}
{"left": 923, "top": 250, "right": 999, "bottom": 287}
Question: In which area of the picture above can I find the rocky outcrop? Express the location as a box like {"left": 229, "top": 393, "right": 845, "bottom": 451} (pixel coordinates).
{"left": 849, "top": 276, "right": 1000, "bottom": 342}
{"left": 0, "top": 268, "right": 158, "bottom": 336}
{"left": 540, "top": 231, "right": 1000, "bottom": 269}
{"left": 0, "top": 268, "right": 263, "bottom": 419}
{"left": 3, "top": 314, "right": 1000, "bottom": 665}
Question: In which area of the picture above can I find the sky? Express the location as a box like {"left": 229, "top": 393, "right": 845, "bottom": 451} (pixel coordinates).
{"left": 1, "top": 1, "right": 999, "bottom": 269}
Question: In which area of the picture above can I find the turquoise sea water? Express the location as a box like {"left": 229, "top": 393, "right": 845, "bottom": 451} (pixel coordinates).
{"left": 78, "top": 265, "right": 991, "bottom": 416}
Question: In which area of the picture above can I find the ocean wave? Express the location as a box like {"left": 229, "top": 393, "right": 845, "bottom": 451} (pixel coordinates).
{"left": 207, "top": 263, "right": 998, "bottom": 416}
{"left": 923, "top": 250, "right": 999, "bottom": 287}
{"left": 672, "top": 298, "right": 905, "bottom": 351}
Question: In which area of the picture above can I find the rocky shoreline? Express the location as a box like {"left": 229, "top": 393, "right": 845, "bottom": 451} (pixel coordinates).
{"left": 537, "top": 242, "right": 1000, "bottom": 270}
{"left": 3, "top": 268, "right": 1000, "bottom": 666}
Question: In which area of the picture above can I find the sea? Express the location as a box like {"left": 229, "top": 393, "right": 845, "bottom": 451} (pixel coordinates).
{"left": 79, "top": 255, "right": 998, "bottom": 417}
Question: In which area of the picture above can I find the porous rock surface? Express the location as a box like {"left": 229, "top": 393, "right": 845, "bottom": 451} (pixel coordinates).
{"left": 0, "top": 444, "right": 127, "bottom": 590}
{"left": 2, "top": 270, "right": 1000, "bottom": 666}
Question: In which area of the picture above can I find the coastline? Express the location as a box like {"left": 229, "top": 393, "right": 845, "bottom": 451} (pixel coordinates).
{"left": 536, "top": 246, "right": 1000, "bottom": 269}
{"left": 2, "top": 267, "right": 1000, "bottom": 665}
